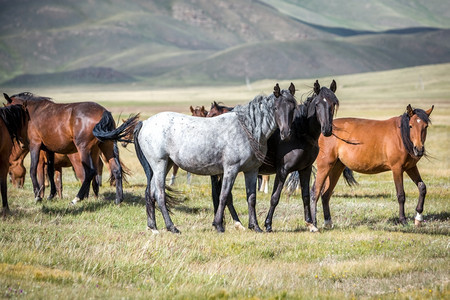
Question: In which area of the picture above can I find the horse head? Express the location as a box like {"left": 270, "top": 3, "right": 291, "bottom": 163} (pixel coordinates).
{"left": 190, "top": 105, "right": 208, "bottom": 117}
{"left": 405, "top": 104, "right": 433, "bottom": 157}
{"left": 309, "top": 80, "right": 339, "bottom": 137}
{"left": 273, "top": 82, "right": 297, "bottom": 141}
{"left": 207, "top": 101, "right": 232, "bottom": 117}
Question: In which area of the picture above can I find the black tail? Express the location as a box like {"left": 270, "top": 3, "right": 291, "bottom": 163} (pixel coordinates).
{"left": 93, "top": 111, "right": 139, "bottom": 143}
{"left": 0, "top": 104, "right": 28, "bottom": 145}
{"left": 343, "top": 167, "right": 358, "bottom": 186}
{"left": 133, "top": 121, "right": 183, "bottom": 212}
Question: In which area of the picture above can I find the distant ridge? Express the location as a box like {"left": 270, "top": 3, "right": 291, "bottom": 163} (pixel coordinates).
{"left": 3, "top": 67, "right": 135, "bottom": 86}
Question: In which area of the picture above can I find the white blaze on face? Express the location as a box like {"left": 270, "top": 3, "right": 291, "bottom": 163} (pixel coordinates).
{"left": 417, "top": 119, "right": 421, "bottom": 123}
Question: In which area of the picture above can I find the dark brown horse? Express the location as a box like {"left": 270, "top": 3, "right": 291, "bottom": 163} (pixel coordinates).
{"left": 310, "top": 104, "right": 434, "bottom": 231}
{"left": 1, "top": 104, "right": 29, "bottom": 216}
{"left": 206, "top": 101, "right": 233, "bottom": 117}
{"left": 4, "top": 92, "right": 139, "bottom": 205}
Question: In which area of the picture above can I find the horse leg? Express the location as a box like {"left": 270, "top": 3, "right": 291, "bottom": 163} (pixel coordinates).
{"left": 213, "top": 170, "right": 238, "bottom": 233}
{"left": 392, "top": 168, "right": 407, "bottom": 225}
{"left": 29, "top": 145, "right": 43, "bottom": 202}
{"left": 1, "top": 162, "right": 9, "bottom": 216}
{"left": 99, "top": 141, "right": 123, "bottom": 204}
{"left": 45, "top": 151, "right": 57, "bottom": 200}
{"left": 310, "top": 160, "right": 335, "bottom": 232}
{"left": 244, "top": 170, "right": 262, "bottom": 232}
{"left": 264, "top": 172, "right": 287, "bottom": 232}
{"left": 55, "top": 167, "right": 63, "bottom": 198}
{"left": 37, "top": 151, "right": 46, "bottom": 200}
{"left": 226, "top": 192, "right": 244, "bottom": 230}
{"left": 153, "top": 163, "right": 179, "bottom": 233}
{"left": 298, "top": 166, "right": 314, "bottom": 226}
{"left": 90, "top": 150, "right": 100, "bottom": 198}
{"left": 320, "top": 162, "right": 345, "bottom": 229}
{"left": 211, "top": 175, "right": 244, "bottom": 230}
{"left": 406, "top": 166, "right": 426, "bottom": 226}
{"left": 96, "top": 154, "right": 103, "bottom": 187}
{"left": 72, "top": 150, "right": 96, "bottom": 204}
{"left": 169, "top": 165, "right": 178, "bottom": 186}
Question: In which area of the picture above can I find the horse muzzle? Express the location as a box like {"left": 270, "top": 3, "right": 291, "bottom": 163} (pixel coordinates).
{"left": 413, "top": 146, "right": 424, "bottom": 157}
{"left": 280, "top": 129, "right": 292, "bottom": 141}
{"left": 322, "top": 125, "right": 333, "bottom": 137}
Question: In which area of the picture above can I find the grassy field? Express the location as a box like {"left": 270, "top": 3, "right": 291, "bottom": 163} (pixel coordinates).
{"left": 1, "top": 64, "right": 449, "bottom": 299}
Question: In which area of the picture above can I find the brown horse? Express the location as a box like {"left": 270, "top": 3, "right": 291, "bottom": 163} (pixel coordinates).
{"left": 1, "top": 104, "right": 29, "bottom": 216}
{"left": 206, "top": 101, "right": 233, "bottom": 117}
{"left": 4, "top": 92, "right": 139, "bottom": 205}
{"left": 9, "top": 143, "right": 28, "bottom": 188}
{"left": 310, "top": 104, "right": 434, "bottom": 231}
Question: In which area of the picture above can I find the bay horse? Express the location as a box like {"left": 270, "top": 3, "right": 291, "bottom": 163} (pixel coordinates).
{"left": 1, "top": 104, "right": 29, "bottom": 216}
{"left": 3, "top": 92, "right": 139, "bottom": 205}
{"left": 310, "top": 104, "right": 434, "bottom": 231}
{"left": 210, "top": 80, "right": 339, "bottom": 232}
{"left": 134, "top": 84, "right": 297, "bottom": 233}
{"left": 9, "top": 143, "right": 28, "bottom": 188}
{"left": 206, "top": 101, "right": 233, "bottom": 117}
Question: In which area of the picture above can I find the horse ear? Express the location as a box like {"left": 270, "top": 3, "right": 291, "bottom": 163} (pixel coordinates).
{"left": 314, "top": 80, "right": 320, "bottom": 94}
{"left": 3, "top": 93, "right": 12, "bottom": 104}
{"left": 289, "top": 82, "right": 296, "bottom": 96}
{"left": 406, "top": 104, "right": 414, "bottom": 117}
{"left": 425, "top": 105, "right": 434, "bottom": 116}
{"left": 190, "top": 106, "right": 194, "bottom": 114}
{"left": 274, "top": 83, "right": 281, "bottom": 98}
{"left": 330, "top": 80, "right": 337, "bottom": 93}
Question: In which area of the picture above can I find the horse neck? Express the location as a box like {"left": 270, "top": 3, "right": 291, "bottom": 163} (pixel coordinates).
{"left": 235, "top": 96, "right": 277, "bottom": 144}
{"left": 296, "top": 101, "right": 321, "bottom": 139}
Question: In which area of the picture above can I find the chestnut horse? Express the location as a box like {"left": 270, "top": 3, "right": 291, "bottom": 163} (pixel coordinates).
{"left": 1, "top": 104, "right": 29, "bottom": 216}
{"left": 4, "top": 92, "right": 139, "bottom": 205}
{"left": 9, "top": 143, "right": 28, "bottom": 188}
{"left": 310, "top": 104, "right": 434, "bottom": 231}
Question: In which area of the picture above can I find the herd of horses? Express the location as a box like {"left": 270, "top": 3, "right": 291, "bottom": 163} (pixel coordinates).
{"left": 0, "top": 80, "right": 433, "bottom": 234}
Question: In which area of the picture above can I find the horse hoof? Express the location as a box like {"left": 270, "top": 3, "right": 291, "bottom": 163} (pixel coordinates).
{"left": 214, "top": 224, "right": 225, "bottom": 233}
{"left": 306, "top": 223, "right": 319, "bottom": 233}
{"left": 324, "top": 220, "right": 333, "bottom": 229}
{"left": 168, "top": 226, "right": 180, "bottom": 234}
{"left": 234, "top": 222, "right": 245, "bottom": 231}
{"left": 47, "top": 194, "right": 55, "bottom": 200}
{"left": 414, "top": 219, "right": 422, "bottom": 227}
{"left": 35, "top": 197, "right": 42, "bottom": 203}
{"left": 147, "top": 227, "right": 160, "bottom": 235}
{"left": 115, "top": 199, "right": 122, "bottom": 205}
{"left": 71, "top": 197, "right": 81, "bottom": 205}
{"left": 249, "top": 225, "right": 263, "bottom": 233}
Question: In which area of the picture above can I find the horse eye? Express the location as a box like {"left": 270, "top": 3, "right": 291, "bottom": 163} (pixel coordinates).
{"left": 409, "top": 125, "right": 412, "bottom": 128}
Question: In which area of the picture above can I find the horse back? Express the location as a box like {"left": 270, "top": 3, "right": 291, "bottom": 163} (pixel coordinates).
{"left": 27, "top": 101, "right": 106, "bottom": 153}
{"left": 319, "top": 117, "right": 410, "bottom": 174}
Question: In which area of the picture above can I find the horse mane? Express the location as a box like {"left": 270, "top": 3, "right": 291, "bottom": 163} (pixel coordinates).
{"left": 233, "top": 94, "right": 276, "bottom": 162}
{"left": 0, "top": 104, "right": 28, "bottom": 144}
{"left": 211, "top": 101, "right": 234, "bottom": 112}
{"left": 400, "top": 107, "right": 431, "bottom": 156}
{"left": 292, "top": 86, "right": 340, "bottom": 137}
{"left": 11, "top": 92, "right": 53, "bottom": 102}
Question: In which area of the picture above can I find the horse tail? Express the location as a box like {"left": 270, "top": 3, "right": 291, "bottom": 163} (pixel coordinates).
{"left": 284, "top": 171, "right": 300, "bottom": 196}
{"left": 343, "top": 167, "right": 358, "bottom": 186}
{"left": 0, "top": 104, "right": 28, "bottom": 145}
{"left": 133, "top": 121, "right": 184, "bottom": 212}
{"left": 93, "top": 111, "right": 139, "bottom": 143}
{"left": 108, "top": 158, "right": 131, "bottom": 186}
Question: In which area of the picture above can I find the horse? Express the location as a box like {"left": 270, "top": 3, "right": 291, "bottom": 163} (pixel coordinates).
{"left": 309, "top": 104, "right": 434, "bottom": 231}
{"left": 134, "top": 83, "right": 297, "bottom": 233}
{"left": 210, "top": 80, "right": 339, "bottom": 232}
{"left": 168, "top": 106, "right": 207, "bottom": 186}
{"left": 206, "top": 101, "right": 233, "bottom": 117}
{"left": 9, "top": 143, "right": 28, "bottom": 188}
{"left": 3, "top": 92, "right": 139, "bottom": 205}
{"left": 0, "top": 104, "right": 29, "bottom": 216}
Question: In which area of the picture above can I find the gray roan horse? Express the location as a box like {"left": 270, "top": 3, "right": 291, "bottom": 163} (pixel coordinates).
{"left": 134, "top": 84, "right": 297, "bottom": 233}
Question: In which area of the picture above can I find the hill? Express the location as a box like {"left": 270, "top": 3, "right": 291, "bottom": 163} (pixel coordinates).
{"left": 0, "top": 0, "right": 449, "bottom": 86}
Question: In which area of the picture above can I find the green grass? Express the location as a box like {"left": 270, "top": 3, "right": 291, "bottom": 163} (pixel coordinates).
{"left": 1, "top": 64, "right": 449, "bottom": 299}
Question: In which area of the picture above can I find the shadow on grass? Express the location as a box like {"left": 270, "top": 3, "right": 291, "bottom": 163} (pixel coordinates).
{"left": 334, "top": 192, "right": 392, "bottom": 199}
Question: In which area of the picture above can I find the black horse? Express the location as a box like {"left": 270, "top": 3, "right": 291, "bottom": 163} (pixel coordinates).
{"left": 211, "top": 80, "right": 339, "bottom": 231}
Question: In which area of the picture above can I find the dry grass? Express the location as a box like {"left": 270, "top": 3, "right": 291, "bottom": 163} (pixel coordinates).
{"left": 1, "top": 64, "right": 449, "bottom": 299}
